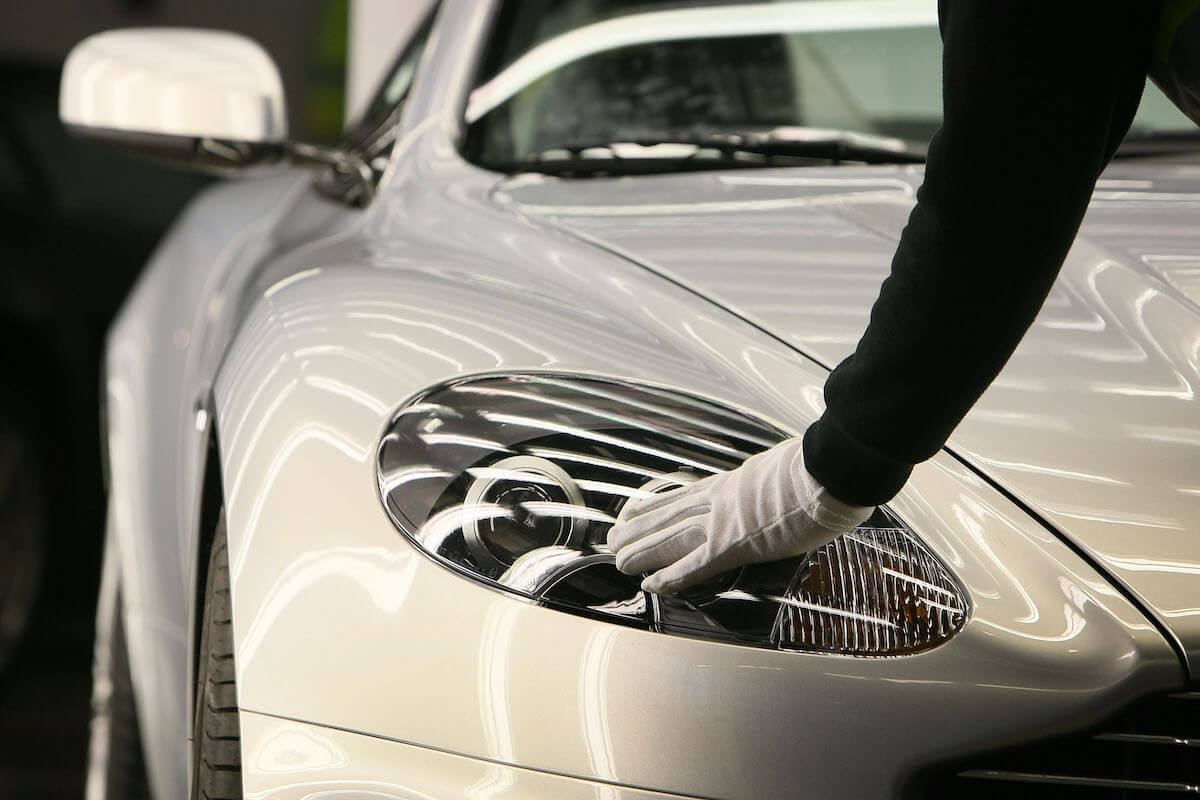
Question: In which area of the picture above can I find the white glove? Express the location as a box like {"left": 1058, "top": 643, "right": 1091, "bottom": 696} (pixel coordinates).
{"left": 607, "top": 438, "right": 874, "bottom": 595}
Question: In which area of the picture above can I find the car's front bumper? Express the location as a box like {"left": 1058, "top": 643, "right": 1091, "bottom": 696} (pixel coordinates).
{"left": 241, "top": 711, "right": 703, "bottom": 799}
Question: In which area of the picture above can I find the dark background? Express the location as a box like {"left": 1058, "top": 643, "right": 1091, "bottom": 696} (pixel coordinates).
{"left": 0, "top": 2, "right": 346, "bottom": 796}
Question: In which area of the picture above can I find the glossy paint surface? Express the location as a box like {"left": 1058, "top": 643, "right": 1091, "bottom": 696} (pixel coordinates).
{"left": 94, "top": 0, "right": 1196, "bottom": 797}
{"left": 495, "top": 166, "right": 1200, "bottom": 670}
{"left": 207, "top": 118, "right": 1180, "bottom": 795}
{"left": 213, "top": 217, "right": 1181, "bottom": 796}
{"left": 61, "top": 28, "right": 287, "bottom": 142}
{"left": 240, "top": 712, "right": 704, "bottom": 799}
{"left": 101, "top": 170, "right": 340, "bottom": 799}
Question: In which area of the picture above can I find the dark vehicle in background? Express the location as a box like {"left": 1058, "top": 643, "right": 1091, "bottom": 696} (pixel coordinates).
{"left": 0, "top": 59, "right": 206, "bottom": 795}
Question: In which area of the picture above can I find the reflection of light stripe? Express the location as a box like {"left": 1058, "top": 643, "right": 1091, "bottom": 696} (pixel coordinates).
{"left": 421, "top": 432, "right": 512, "bottom": 451}
{"left": 500, "top": 546, "right": 623, "bottom": 595}
{"left": 580, "top": 627, "right": 620, "bottom": 782}
{"left": 531, "top": 376, "right": 778, "bottom": 449}
{"left": 968, "top": 456, "right": 1130, "bottom": 487}
{"left": 843, "top": 531, "right": 913, "bottom": 563}
{"left": 524, "top": 447, "right": 667, "bottom": 479}
{"left": 766, "top": 594, "right": 898, "bottom": 629}
{"left": 1104, "top": 556, "right": 1200, "bottom": 576}
{"left": 467, "top": 0, "right": 937, "bottom": 121}
{"left": 880, "top": 566, "right": 958, "bottom": 600}
{"left": 304, "top": 375, "right": 389, "bottom": 414}
{"left": 395, "top": 402, "right": 454, "bottom": 417}
{"left": 481, "top": 411, "right": 723, "bottom": 473}
{"left": 509, "top": 193, "right": 910, "bottom": 217}
{"left": 1095, "top": 179, "right": 1155, "bottom": 189}
{"left": 467, "top": 466, "right": 562, "bottom": 486}
{"left": 500, "top": 546, "right": 596, "bottom": 594}
{"left": 1093, "top": 191, "right": 1200, "bottom": 201}
{"left": 719, "top": 175, "right": 915, "bottom": 193}
{"left": 343, "top": 299, "right": 558, "bottom": 364}
{"left": 590, "top": 594, "right": 646, "bottom": 615}
{"left": 519, "top": 501, "right": 616, "bottom": 524}
{"left": 715, "top": 589, "right": 760, "bottom": 602}
{"left": 416, "top": 503, "right": 512, "bottom": 551}
{"left": 264, "top": 267, "right": 321, "bottom": 297}
{"left": 914, "top": 595, "right": 963, "bottom": 615}
{"left": 366, "top": 331, "right": 463, "bottom": 371}
{"left": 469, "top": 462, "right": 653, "bottom": 499}
{"left": 575, "top": 479, "right": 652, "bottom": 499}
{"left": 1094, "top": 732, "right": 1200, "bottom": 748}
{"left": 454, "top": 384, "right": 751, "bottom": 460}
{"left": 380, "top": 466, "right": 455, "bottom": 493}
{"left": 348, "top": 312, "right": 506, "bottom": 364}
{"left": 478, "top": 603, "right": 521, "bottom": 765}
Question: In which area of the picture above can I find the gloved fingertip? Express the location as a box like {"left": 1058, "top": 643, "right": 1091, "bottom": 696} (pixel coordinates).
{"left": 619, "top": 480, "right": 703, "bottom": 525}
{"left": 641, "top": 573, "right": 683, "bottom": 595}
{"left": 613, "top": 551, "right": 637, "bottom": 576}
{"left": 605, "top": 521, "right": 641, "bottom": 553}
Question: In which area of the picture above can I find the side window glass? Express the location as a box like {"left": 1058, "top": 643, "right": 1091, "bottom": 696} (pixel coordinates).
{"left": 320, "top": 4, "right": 439, "bottom": 206}
{"left": 348, "top": 4, "right": 440, "bottom": 168}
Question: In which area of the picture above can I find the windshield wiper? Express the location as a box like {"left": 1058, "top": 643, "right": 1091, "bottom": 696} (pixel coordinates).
{"left": 494, "top": 127, "right": 926, "bottom": 176}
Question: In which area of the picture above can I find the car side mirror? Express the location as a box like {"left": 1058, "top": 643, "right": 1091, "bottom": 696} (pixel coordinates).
{"left": 60, "top": 29, "right": 288, "bottom": 171}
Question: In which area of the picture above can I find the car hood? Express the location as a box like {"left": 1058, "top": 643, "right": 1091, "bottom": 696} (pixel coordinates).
{"left": 495, "top": 164, "right": 1200, "bottom": 672}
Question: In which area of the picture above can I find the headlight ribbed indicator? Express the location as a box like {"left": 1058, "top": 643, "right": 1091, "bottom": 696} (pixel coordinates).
{"left": 377, "top": 374, "right": 967, "bottom": 655}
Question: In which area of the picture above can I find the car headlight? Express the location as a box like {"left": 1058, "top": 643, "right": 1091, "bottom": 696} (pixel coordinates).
{"left": 377, "top": 373, "right": 968, "bottom": 656}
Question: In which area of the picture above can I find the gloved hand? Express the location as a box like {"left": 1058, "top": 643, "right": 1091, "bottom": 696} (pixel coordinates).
{"left": 607, "top": 438, "right": 874, "bottom": 594}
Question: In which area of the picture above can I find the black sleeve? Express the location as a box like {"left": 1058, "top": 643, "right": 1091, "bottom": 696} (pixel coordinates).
{"left": 803, "top": 0, "right": 1161, "bottom": 507}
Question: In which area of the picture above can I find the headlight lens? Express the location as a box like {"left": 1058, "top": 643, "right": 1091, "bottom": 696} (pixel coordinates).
{"left": 377, "top": 374, "right": 967, "bottom": 655}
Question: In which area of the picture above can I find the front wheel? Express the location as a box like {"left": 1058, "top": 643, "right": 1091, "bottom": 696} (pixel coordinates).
{"left": 191, "top": 514, "right": 243, "bottom": 800}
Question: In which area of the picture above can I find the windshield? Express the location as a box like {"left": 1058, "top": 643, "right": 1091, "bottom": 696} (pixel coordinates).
{"left": 464, "top": 0, "right": 1196, "bottom": 172}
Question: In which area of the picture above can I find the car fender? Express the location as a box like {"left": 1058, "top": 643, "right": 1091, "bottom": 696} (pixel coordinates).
{"left": 212, "top": 165, "right": 1182, "bottom": 798}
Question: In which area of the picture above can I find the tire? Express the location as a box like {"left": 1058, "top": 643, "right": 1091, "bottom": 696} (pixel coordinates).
{"left": 191, "top": 514, "right": 242, "bottom": 800}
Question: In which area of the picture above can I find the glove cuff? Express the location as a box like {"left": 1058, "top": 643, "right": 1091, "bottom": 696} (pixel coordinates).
{"left": 790, "top": 439, "right": 875, "bottom": 531}
{"left": 809, "top": 485, "right": 875, "bottom": 531}
{"left": 802, "top": 414, "right": 913, "bottom": 506}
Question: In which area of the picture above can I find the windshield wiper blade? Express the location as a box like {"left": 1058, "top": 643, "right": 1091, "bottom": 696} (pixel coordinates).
{"left": 497, "top": 127, "right": 926, "bottom": 175}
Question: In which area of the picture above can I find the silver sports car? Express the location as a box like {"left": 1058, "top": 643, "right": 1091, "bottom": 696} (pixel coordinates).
{"left": 63, "top": 1, "right": 1200, "bottom": 798}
